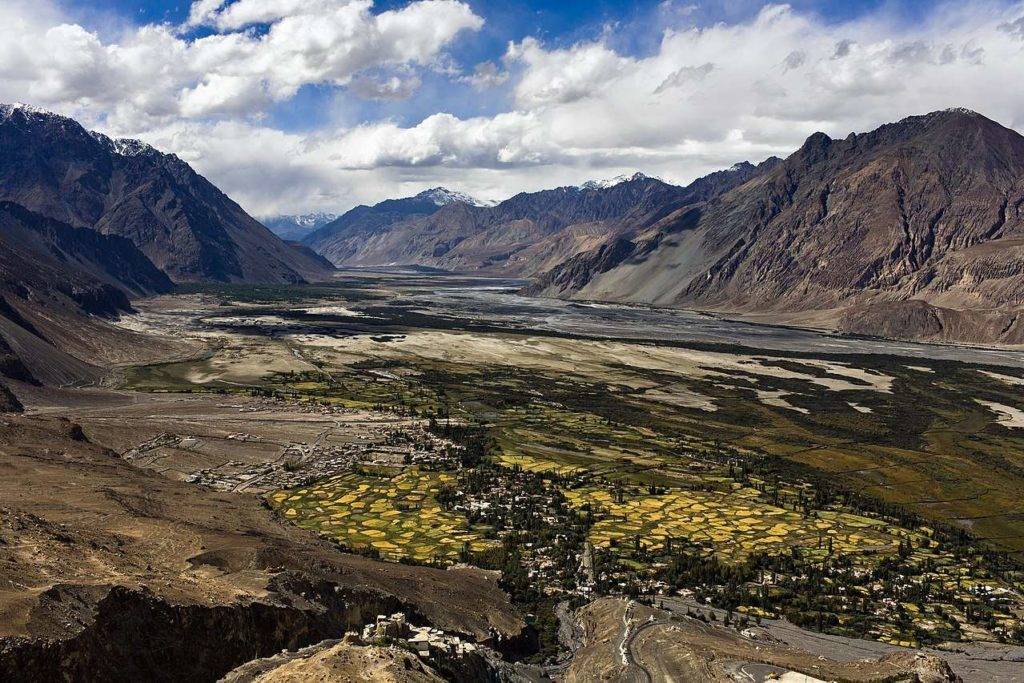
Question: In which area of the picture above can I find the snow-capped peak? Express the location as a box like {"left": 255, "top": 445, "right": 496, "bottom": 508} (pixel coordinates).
{"left": 726, "top": 162, "right": 754, "bottom": 173}
{"left": 290, "top": 211, "right": 338, "bottom": 227}
{"left": 578, "top": 171, "right": 656, "bottom": 190}
{"left": 416, "top": 187, "right": 493, "bottom": 207}
{"left": 0, "top": 104, "right": 159, "bottom": 159}
{"left": 942, "top": 107, "right": 981, "bottom": 117}
{"left": 1, "top": 103, "right": 27, "bottom": 120}
{"left": 0, "top": 102, "right": 67, "bottom": 123}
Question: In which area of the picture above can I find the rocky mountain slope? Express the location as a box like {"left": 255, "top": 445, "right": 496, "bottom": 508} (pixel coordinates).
{"left": 0, "top": 104, "right": 332, "bottom": 284}
{"left": 0, "top": 201, "right": 176, "bottom": 385}
{"left": 304, "top": 187, "right": 488, "bottom": 266}
{"left": 306, "top": 168, "right": 773, "bottom": 276}
{"left": 531, "top": 109, "right": 1024, "bottom": 344}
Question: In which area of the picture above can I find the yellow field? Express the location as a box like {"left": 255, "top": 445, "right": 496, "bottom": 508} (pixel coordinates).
{"left": 496, "top": 453, "right": 587, "bottom": 476}
{"left": 267, "top": 468, "right": 498, "bottom": 563}
{"left": 563, "top": 486, "right": 901, "bottom": 561}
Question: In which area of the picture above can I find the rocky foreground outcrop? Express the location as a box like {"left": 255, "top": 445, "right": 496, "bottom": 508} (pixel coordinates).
{"left": 221, "top": 639, "right": 447, "bottom": 683}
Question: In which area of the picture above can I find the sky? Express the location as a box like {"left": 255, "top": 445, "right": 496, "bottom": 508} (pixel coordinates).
{"left": 3, "top": 0, "right": 1024, "bottom": 217}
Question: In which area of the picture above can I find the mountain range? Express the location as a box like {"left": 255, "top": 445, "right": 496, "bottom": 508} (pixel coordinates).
{"left": 0, "top": 104, "right": 332, "bottom": 284}
{"left": 297, "top": 108, "right": 1024, "bottom": 345}
{"left": 529, "top": 108, "right": 1024, "bottom": 344}
{"left": 0, "top": 103, "right": 337, "bottom": 387}
{"left": 2, "top": 104, "right": 1024, "bottom": 349}
{"left": 303, "top": 167, "right": 775, "bottom": 277}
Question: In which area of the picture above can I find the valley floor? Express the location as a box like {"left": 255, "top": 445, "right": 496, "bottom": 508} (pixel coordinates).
{"left": 3, "top": 270, "right": 1024, "bottom": 681}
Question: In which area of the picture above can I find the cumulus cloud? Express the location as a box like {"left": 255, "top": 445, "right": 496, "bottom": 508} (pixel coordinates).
{"left": 507, "top": 37, "right": 632, "bottom": 107}
{"left": 654, "top": 62, "right": 715, "bottom": 93}
{"left": 0, "top": 0, "right": 482, "bottom": 120}
{"left": 185, "top": 0, "right": 226, "bottom": 27}
{"left": 6, "top": 0, "right": 1024, "bottom": 217}
{"left": 461, "top": 61, "right": 509, "bottom": 90}
{"left": 343, "top": 1, "right": 1024, "bottom": 172}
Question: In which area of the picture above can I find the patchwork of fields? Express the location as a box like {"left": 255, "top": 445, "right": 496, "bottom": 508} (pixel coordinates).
{"left": 117, "top": 277, "right": 1024, "bottom": 647}
{"left": 562, "top": 486, "right": 900, "bottom": 562}
{"left": 268, "top": 468, "right": 499, "bottom": 563}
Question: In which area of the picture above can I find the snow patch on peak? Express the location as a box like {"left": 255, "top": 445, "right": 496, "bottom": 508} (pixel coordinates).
{"left": 897, "top": 108, "right": 985, "bottom": 129}
{"left": 0, "top": 105, "right": 158, "bottom": 159}
{"left": 87, "top": 131, "right": 156, "bottom": 157}
{"left": 578, "top": 172, "right": 657, "bottom": 190}
{"left": 942, "top": 107, "right": 981, "bottom": 117}
{"left": 290, "top": 211, "right": 338, "bottom": 228}
{"left": 416, "top": 187, "right": 492, "bottom": 207}
{"left": 726, "top": 162, "right": 755, "bottom": 173}
{"left": 0, "top": 102, "right": 65, "bottom": 122}
{"left": 111, "top": 138, "right": 156, "bottom": 157}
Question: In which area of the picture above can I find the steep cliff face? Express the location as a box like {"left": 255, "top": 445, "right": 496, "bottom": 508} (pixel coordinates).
{"left": 0, "top": 201, "right": 171, "bottom": 302}
{"left": 0, "top": 104, "right": 332, "bottom": 284}
{"left": 0, "top": 581, "right": 413, "bottom": 683}
{"left": 533, "top": 109, "right": 1024, "bottom": 344}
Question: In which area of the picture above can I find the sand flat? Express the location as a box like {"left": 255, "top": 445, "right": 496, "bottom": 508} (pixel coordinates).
{"left": 294, "top": 330, "right": 895, "bottom": 396}
{"left": 976, "top": 400, "right": 1024, "bottom": 429}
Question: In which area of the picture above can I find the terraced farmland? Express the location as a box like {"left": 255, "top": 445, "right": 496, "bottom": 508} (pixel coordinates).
{"left": 563, "top": 485, "right": 902, "bottom": 562}
{"left": 267, "top": 468, "right": 498, "bottom": 563}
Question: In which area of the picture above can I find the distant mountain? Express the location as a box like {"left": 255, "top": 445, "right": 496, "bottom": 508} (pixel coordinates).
{"left": 0, "top": 201, "right": 173, "bottom": 385}
{"left": 578, "top": 171, "right": 664, "bottom": 190}
{"left": 262, "top": 212, "right": 338, "bottom": 241}
{"left": 418, "top": 187, "right": 494, "bottom": 207}
{"left": 304, "top": 187, "right": 490, "bottom": 265}
{"left": 0, "top": 103, "right": 332, "bottom": 284}
{"left": 304, "top": 168, "right": 768, "bottom": 275}
{"left": 530, "top": 109, "right": 1024, "bottom": 344}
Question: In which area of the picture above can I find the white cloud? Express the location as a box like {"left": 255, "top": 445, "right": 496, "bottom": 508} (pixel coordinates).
{"left": 297, "top": 1, "right": 1024, "bottom": 181}
{"left": 461, "top": 61, "right": 509, "bottom": 90}
{"left": 185, "top": 0, "right": 226, "bottom": 27}
{"left": 349, "top": 73, "right": 424, "bottom": 101}
{"left": 507, "top": 37, "right": 632, "bottom": 107}
{"left": 6, "top": 1, "right": 1024, "bottom": 217}
{"left": 0, "top": 0, "right": 482, "bottom": 119}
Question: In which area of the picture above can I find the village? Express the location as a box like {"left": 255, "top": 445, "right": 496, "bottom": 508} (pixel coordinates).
{"left": 104, "top": 366, "right": 1024, "bottom": 656}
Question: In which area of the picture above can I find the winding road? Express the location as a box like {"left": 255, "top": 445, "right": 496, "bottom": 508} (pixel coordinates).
{"left": 619, "top": 601, "right": 677, "bottom": 683}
